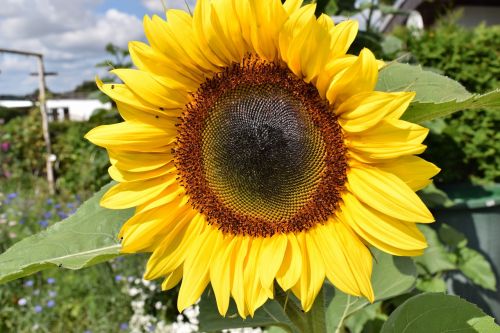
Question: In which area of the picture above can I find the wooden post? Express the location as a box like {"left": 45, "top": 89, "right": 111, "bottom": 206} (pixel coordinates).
{"left": 36, "top": 55, "right": 55, "bottom": 195}
{"left": 0, "top": 48, "right": 55, "bottom": 194}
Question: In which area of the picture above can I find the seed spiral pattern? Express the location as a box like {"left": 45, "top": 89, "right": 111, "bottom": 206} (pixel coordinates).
{"left": 175, "top": 56, "right": 348, "bottom": 236}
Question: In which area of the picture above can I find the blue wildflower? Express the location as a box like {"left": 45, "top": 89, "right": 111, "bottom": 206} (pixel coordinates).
{"left": 120, "top": 323, "right": 129, "bottom": 331}
{"left": 46, "top": 198, "right": 53, "bottom": 205}
{"left": 7, "top": 193, "right": 17, "bottom": 200}
{"left": 48, "top": 290, "right": 57, "bottom": 298}
{"left": 47, "top": 277, "right": 56, "bottom": 284}
{"left": 43, "top": 211, "right": 52, "bottom": 219}
{"left": 47, "top": 300, "right": 55, "bottom": 308}
{"left": 34, "top": 305, "right": 42, "bottom": 313}
{"left": 115, "top": 275, "right": 123, "bottom": 282}
{"left": 66, "top": 202, "right": 75, "bottom": 209}
{"left": 39, "top": 220, "right": 49, "bottom": 228}
{"left": 24, "top": 280, "right": 34, "bottom": 287}
{"left": 54, "top": 204, "right": 61, "bottom": 209}
{"left": 57, "top": 211, "right": 68, "bottom": 219}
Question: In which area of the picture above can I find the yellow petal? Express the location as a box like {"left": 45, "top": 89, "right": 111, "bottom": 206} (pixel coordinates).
{"left": 249, "top": 0, "right": 287, "bottom": 61}
{"left": 338, "top": 91, "right": 415, "bottom": 132}
{"left": 210, "top": 235, "right": 237, "bottom": 316}
{"left": 346, "top": 119, "right": 429, "bottom": 160}
{"left": 192, "top": 0, "right": 230, "bottom": 67}
{"left": 315, "top": 55, "right": 357, "bottom": 98}
{"left": 231, "top": 236, "right": 251, "bottom": 318}
{"left": 115, "top": 101, "right": 180, "bottom": 125}
{"left": 178, "top": 227, "right": 219, "bottom": 312}
{"left": 135, "top": 186, "right": 186, "bottom": 214}
{"left": 128, "top": 41, "right": 201, "bottom": 92}
{"left": 111, "top": 69, "right": 190, "bottom": 109}
{"left": 259, "top": 233, "right": 287, "bottom": 292}
{"left": 143, "top": 14, "right": 211, "bottom": 78}
{"left": 108, "top": 163, "right": 175, "bottom": 183}
{"left": 85, "top": 122, "right": 175, "bottom": 152}
{"left": 280, "top": 4, "right": 328, "bottom": 81}
{"left": 327, "top": 48, "right": 378, "bottom": 106}
{"left": 211, "top": 0, "right": 248, "bottom": 61}
{"left": 244, "top": 238, "right": 265, "bottom": 317}
{"left": 312, "top": 221, "right": 374, "bottom": 301}
{"left": 100, "top": 174, "right": 176, "bottom": 209}
{"left": 279, "top": 4, "right": 316, "bottom": 66}
{"left": 283, "top": 0, "right": 303, "bottom": 14}
{"left": 347, "top": 165, "right": 434, "bottom": 222}
{"left": 161, "top": 265, "right": 183, "bottom": 290}
{"left": 163, "top": 10, "right": 220, "bottom": 72}
{"left": 108, "top": 150, "right": 172, "bottom": 173}
{"left": 276, "top": 234, "right": 303, "bottom": 291}
{"left": 144, "top": 214, "right": 205, "bottom": 279}
{"left": 291, "top": 232, "right": 325, "bottom": 312}
{"left": 96, "top": 79, "right": 173, "bottom": 118}
{"left": 342, "top": 192, "right": 427, "bottom": 256}
{"left": 329, "top": 20, "right": 359, "bottom": 58}
{"left": 376, "top": 156, "right": 440, "bottom": 191}
{"left": 120, "top": 198, "right": 193, "bottom": 252}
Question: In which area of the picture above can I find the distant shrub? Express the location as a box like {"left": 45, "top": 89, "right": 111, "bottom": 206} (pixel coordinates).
{"left": 0, "top": 108, "right": 121, "bottom": 193}
{"left": 396, "top": 22, "right": 500, "bottom": 184}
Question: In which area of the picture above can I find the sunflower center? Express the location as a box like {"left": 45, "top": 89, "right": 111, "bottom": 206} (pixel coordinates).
{"left": 175, "top": 56, "right": 348, "bottom": 236}
{"left": 202, "top": 82, "right": 327, "bottom": 221}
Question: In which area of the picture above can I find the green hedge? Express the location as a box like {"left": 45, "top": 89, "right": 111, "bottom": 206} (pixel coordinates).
{"left": 396, "top": 22, "right": 500, "bottom": 184}
{"left": 0, "top": 108, "right": 121, "bottom": 194}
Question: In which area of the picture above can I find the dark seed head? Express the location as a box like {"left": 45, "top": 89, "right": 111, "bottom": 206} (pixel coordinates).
{"left": 175, "top": 55, "right": 347, "bottom": 237}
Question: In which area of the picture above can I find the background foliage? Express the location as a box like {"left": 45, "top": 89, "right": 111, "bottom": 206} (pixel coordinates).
{"left": 396, "top": 21, "right": 500, "bottom": 184}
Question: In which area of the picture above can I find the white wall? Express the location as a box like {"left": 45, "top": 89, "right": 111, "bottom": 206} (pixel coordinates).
{"left": 46, "top": 99, "right": 112, "bottom": 121}
{"left": 0, "top": 100, "right": 33, "bottom": 108}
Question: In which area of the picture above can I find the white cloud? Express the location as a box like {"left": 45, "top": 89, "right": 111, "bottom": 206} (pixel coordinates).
{"left": 141, "top": 0, "right": 196, "bottom": 13}
{"left": 0, "top": 0, "right": 144, "bottom": 95}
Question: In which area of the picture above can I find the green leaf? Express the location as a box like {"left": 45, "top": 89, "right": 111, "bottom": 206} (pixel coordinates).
{"left": 418, "top": 183, "right": 454, "bottom": 208}
{"left": 344, "top": 303, "right": 387, "bottom": 333}
{"left": 413, "top": 225, "right": 456, "bottom": 275}
{"left": 0, "top": 183, "right": 132, "bottom": 284}
{"left": 439, "top": 224, "right": 468, "bottom": 248}
{"left": 376, "top": 63, "right": 500, "bottom": 123}
{"left": 416, "top": 277, "right": 447, "bottom": 293}
{"left": 380, "top": 293, "right": 500, "bottom": 333}
{"left": 403, "top": 89, "right": 500, "bottom": 123}
{"left": 325, "top": 249, "right": 417, "bottom": 332}
{"left": 458, "top": 247, "right": 497, "bottom": 291}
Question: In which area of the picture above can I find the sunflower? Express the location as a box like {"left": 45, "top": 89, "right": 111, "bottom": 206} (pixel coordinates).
{"left": 86, "top": 0, "right": 439, "bottom": 318}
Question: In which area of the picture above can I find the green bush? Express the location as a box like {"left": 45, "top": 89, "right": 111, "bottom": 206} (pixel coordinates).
{"left": 0, "top": 105, "right": 29, "bottom": 124}
{"left": 0, "top": 108, "right": 121, "bottom": 194}
{"left": 396, "top": 22, "right": 500, "bottom": 184}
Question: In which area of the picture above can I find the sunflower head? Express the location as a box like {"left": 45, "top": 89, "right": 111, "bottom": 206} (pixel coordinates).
{"left": 86, "top": 0, "right": 439, "bottom": 318}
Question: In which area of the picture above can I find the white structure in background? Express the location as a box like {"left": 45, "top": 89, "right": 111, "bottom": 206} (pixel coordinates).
{"left": 46, "top": 99, "right": 112, "bottom": 122}
{"left": 0, "top": 99, "right": 112, "bottom": 122}
{"left": 0, "top": 100, "right": 33, "bottom": 108}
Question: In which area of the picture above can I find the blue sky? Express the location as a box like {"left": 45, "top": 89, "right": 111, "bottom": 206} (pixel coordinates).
{"left": 0, "top": 0, "right": 196, "bottom": 96}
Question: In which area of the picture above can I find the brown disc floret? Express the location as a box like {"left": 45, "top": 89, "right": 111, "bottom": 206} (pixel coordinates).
{"left": 174, "top": 56, "right": 348, "bottom": 237}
